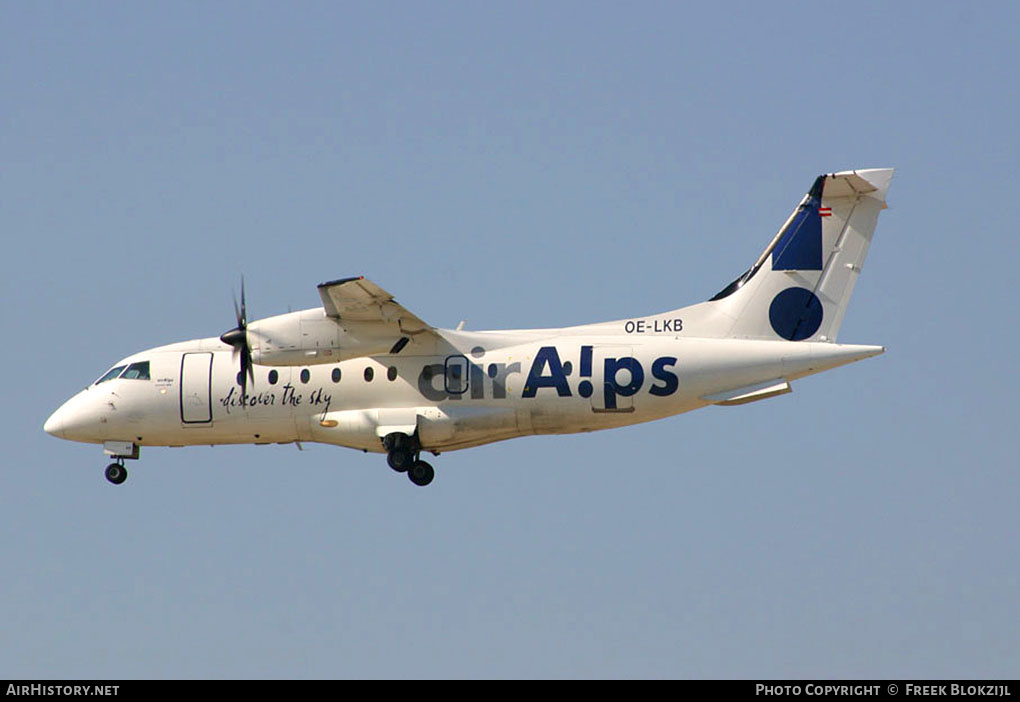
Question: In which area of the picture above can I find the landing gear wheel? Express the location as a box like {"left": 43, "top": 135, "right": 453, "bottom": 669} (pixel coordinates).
{"left": 105, "top": 463, "right": 127, "bottom": 485}
{"left": 387, "top": 448, "right": 413, "bottom": 473}
{"left": 408, "top": 460, "right": 434, "bottom": 487}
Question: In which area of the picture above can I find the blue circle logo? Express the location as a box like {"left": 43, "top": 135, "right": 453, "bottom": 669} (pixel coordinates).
{"left": 769, "top": 287, "right": 823, "bottom": 341}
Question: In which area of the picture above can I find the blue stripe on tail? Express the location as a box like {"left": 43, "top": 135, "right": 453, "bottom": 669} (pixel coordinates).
{"left": 772, "top": 175, "right": 825, "bottom": 271}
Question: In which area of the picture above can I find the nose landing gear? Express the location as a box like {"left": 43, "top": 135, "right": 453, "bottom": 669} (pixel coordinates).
{"left": 101, "top": 441, "right": 138, "bottom": 485}
{"left": 104, "top": 461, "right": 127, "bottom": 485}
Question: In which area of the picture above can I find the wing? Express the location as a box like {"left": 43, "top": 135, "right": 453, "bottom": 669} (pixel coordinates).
{"left": 317, "top": 277, "right": 433, "bottom": 335}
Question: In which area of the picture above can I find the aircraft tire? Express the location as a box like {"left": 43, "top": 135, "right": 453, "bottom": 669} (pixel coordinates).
{"left": 387, "top": 448, "right": 413, "bottom": 473}
{"left": 408, "top": 461, "right": 434, "bottom": 487}
{"left": 105, "top": 463, "right": 127, "bottom": 485}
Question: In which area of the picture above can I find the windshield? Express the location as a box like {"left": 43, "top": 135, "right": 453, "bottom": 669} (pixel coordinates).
{"left": 121, "top": 361, "right": 150, "bottom": 380}
{"left": 94, "top": 365, "right": 127, "bottom": 385}
{"left": 94, "top": 360, "right": 151, "bottom": 385}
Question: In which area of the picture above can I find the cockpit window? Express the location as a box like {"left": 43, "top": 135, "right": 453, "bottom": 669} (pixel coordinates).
{"left": 95, "top": 365, "right": 127, "bottom": 385}
{"left": 121, "top": 361, "right": 150, "bottom": 380}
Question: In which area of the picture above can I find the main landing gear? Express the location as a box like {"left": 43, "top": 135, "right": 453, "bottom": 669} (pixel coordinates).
{"left": 407, "top": 460, "right": 435, "bottom": 487}
{"left": 382, "top": 432, "right": 435, "bottom": 487}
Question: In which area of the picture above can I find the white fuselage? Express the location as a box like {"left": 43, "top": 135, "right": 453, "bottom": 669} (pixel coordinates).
{"left": 43, "top": 168, "right": 894, "bottom": 485}
{"left": 44, "top": 309, "right": 882, "bottom": 457}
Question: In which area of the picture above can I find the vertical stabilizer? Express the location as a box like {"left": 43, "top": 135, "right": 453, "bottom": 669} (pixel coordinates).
{"left": 697, "top": 169, "right": 893, "bottom": 342}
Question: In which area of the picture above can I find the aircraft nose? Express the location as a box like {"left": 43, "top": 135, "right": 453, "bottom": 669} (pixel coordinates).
{"left": 43, "top": 408, "right": 64, "bottom": 438}
{"left": 44, "top": 391, "right": 101, "bottom": 442}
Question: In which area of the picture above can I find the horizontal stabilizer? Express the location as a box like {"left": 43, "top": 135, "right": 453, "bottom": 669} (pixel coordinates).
{"left": 820, "top": 169, "right": 893, "bottom": 203}
{"left": 702, "top": 378, "right": 792, "bottom": 406}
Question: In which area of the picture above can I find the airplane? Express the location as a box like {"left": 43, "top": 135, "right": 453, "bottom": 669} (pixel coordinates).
{"left": 44, "top": 168, "right": 894, "bottom": 487}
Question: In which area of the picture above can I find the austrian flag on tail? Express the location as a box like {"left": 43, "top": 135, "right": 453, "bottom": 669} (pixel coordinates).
{"left": 819, "top": 206, "right": 832, "bottom": 217}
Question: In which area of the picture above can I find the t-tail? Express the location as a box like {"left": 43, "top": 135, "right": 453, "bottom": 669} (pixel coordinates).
{"left": 684, "top": 168, "right": 894, "bottom": 342}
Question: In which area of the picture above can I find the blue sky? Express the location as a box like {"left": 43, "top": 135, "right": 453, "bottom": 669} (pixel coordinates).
{"left": 3, "top": 1, "right": 1018, "bottom": 678}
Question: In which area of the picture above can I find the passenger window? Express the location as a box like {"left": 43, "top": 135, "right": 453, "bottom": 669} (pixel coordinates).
{"left": 445, "top": 355, "right": 469, "bottom": 394}
{"left": 121, "top": 361, "right": 150, "bottom": 380}
{"left": 95, "top": 365, "right": 126, "bottom": 385}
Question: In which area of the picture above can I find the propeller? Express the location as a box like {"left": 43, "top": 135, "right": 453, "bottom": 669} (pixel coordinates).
{"left": 220, "top": 278, "right": 255, "bottom": 397}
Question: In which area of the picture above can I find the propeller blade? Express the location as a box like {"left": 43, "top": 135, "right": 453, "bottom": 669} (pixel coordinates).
{"left": 240, "top": 345, "right": 252, "bottom": 398}
{"left": 221, "top": 277, "right": 254, "bottom": 397}
{"left": 240, "top": 277, "right": 247, "bottom": 327}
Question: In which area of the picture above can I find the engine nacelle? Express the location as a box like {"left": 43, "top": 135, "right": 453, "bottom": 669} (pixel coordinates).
{"left": 247, "top": 308, "right": 401, "bottom": 366}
